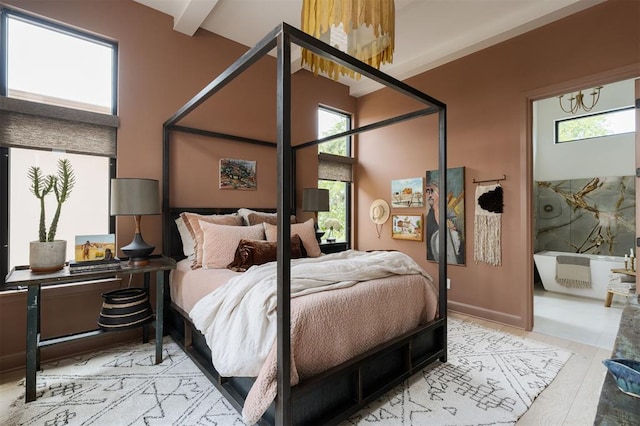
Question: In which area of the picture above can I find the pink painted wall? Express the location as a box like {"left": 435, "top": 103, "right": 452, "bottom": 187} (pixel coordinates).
{"left": 0, "top": 0, "right": 355, "bottom": 371}
{"left": 355, "top": 0, "right": 640, "bottom": 328}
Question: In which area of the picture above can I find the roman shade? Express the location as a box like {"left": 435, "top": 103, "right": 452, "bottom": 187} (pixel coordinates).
{"left": 0, "top": 96, "right": 119, "bottom": 157}
{"left": 318, "top": 152, "right": 354, "bottom": 182}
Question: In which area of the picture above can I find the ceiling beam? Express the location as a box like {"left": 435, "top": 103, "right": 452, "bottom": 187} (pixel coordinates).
{"left": 173, "top": 0, "right": 219, "bottom": 36}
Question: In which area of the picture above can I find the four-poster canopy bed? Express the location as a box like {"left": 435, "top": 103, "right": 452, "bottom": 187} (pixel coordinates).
{"left": 162, "top": 22, "right": 448, "bottom": 425}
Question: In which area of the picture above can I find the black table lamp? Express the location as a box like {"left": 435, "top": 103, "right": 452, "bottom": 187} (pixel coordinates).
{"left": 302, "top": 188, "right": 329, "bottom": 243}
{"left": 110, "top": 178, "right": 160, "bottom": 265}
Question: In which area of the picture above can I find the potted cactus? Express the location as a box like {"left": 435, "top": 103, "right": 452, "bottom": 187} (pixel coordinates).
{"left": 28, "top": 159, "right": 75, "bottom": 272}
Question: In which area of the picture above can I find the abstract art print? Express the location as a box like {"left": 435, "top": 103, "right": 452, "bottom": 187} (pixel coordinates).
{"left": 425, "top": 166, "right": 465, "bottom": 265}
{"left": 219, "top": 158, "right": 257, "bottom": 190}
{"left": 391, "top": 214, "right": 424, "bottom": 241}
{"left": 391, "top": 177, "right": 424, "bottom": 208}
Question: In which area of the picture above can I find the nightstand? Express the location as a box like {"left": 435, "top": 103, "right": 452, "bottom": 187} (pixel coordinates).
{"left": 320, "top": 241, "right": 349, "bottom": 254}
{"left": 3, "top": 255, "right": 176, "bottom": 403}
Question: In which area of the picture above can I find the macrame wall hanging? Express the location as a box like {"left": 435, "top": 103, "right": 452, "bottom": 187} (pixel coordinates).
{"left": 474, "top": 183, "right": 504, "bottom": 266}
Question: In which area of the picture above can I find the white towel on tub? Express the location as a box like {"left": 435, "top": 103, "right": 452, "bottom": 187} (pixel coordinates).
{"left": 556, "top": 255, "right": 591, "bottom": 288}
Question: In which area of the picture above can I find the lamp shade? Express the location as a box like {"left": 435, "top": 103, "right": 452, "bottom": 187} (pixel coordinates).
{"left": 110, "top": 178, "right": 160, "bottom": 216}
{"left": 302, "top": 188, "right": 330, "bottom": 212}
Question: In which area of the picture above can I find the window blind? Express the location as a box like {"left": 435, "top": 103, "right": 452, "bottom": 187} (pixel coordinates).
{"left": 318, "top": 152, "right": 354, "bottom": 182}
{"left": 0, "top": 96, "right": 119, "bottom": 157}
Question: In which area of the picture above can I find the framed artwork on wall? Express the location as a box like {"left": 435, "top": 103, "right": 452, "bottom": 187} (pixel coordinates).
{"left": 425, "top": 166, "right": 465, "bottom": 265}
{"left": 391, "top": 177, "right": 424, "bottom": 208}
{"left": 391, "top": 214, "right": 424, "bottom": 241}
{"left": 219, "top": 158, "right": 257, "bottom": 190}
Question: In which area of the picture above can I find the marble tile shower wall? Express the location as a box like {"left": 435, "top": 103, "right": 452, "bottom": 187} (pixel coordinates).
{"left": 535, "top": 176, "right": 635, "bottom": 256}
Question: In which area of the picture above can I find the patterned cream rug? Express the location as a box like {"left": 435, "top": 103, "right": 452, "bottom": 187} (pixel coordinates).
{"left": 7, "top": 318, "right": 571, "bottom": 425}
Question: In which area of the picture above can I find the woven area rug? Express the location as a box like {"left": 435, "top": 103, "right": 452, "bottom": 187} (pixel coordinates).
{"left": 7, "top": 318, "right": 571, "bottom": 425}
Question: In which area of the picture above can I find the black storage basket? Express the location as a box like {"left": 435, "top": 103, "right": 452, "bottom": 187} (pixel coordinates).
{"left": 98, "top": 288, "right": 153, "bottom": 331}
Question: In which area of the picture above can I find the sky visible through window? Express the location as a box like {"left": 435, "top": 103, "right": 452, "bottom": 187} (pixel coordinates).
{"left": 8, "top": 16, "right": 113, "bottom": 109}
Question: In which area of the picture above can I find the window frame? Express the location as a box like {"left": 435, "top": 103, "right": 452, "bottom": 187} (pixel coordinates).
{"left": 317, "top": 105, "right": 352, "bottom": 248}
{"left": 0, "top": 7, "right": 118, "bottom": 281}
{"left": 554, "top": 106, "right": 635, "bottom": 144}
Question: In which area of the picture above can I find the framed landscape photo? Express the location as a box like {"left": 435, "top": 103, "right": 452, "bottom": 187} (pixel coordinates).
{"left": 391, "top": 214, "right": 424, "bottom": 241}
{"left": 391, "top": 177, "right": 424, "bottom": 208}
{"left": 74, "top": 234, "right": 116, "bottom": 262}
{"left": 219, "top": 158, "right": 257, "bottom": 190}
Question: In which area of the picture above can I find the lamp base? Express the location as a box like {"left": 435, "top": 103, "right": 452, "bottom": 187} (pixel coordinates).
{"left": 121, "top": 233, "right": 154, "bottom": 266}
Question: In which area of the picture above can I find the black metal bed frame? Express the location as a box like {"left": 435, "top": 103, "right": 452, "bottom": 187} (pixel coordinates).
{"left": 162, "top": 23, "right": 447, "bottom": 426}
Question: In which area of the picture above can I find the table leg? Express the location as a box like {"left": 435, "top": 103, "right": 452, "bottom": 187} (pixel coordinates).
{"left": 605, "top": 290, "right": 613, "bottom": 308}
{"left": 26, "top": 285, "right": 39, "bottom": 402}
{"left": 155, "top": 270, "right": 164, "bottom": 364}
{"left": 142, "top": 272, "right": 150, "bottom": 344}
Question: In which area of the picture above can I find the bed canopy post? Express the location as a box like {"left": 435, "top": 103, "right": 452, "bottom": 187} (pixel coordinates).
{"left": 438, "top": 108, "right": 448, "bottom": 362}
{"left": 275, "top": 29, "right": 293, "bottom": 426}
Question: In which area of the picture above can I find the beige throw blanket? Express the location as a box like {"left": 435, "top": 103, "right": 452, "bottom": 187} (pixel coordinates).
{"left": 555, "top": 255, "right": 591, "bottom": 288}
{"left": 189, "top": 250, "right": 437, "bottom": 424}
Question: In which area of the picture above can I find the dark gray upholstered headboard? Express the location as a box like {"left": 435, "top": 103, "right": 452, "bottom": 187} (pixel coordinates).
{"left": 167, "top": 207, "right": 277, "bottom": 261}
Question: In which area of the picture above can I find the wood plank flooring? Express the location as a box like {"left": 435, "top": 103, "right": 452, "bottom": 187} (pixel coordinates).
{"left": 0, "top": 311, "right": 610, "bottom": 425}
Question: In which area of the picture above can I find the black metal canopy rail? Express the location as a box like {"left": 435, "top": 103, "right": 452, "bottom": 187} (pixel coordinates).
{"left": 162, "top": 22, "right": 448, "bottom": 426}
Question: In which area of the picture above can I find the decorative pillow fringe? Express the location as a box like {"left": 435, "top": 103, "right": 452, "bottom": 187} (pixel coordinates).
{"left": 474, "top": 184, "right": 503, "bottom": 266}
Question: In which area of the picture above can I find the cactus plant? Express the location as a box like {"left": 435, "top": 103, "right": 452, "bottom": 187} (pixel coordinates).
{"left": 28, "top": 159, "right": 75, "bottom": 242}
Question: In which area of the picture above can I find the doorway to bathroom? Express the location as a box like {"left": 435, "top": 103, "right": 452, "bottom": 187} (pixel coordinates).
{"left": 531, "top": 77, "right": 637, "bottom": 349}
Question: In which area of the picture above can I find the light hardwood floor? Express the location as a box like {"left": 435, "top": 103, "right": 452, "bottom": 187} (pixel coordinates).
{"left": 0, "top": 312, "right": 610, "bottom": 425}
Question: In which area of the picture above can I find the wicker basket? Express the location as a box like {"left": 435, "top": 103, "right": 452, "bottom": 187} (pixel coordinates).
{"left": 98, "top": 288, "right": 153, "bottom": 331}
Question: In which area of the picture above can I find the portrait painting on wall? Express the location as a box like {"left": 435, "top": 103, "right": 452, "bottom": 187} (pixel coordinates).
{"left": 74, "top": 234, "right": 116, "bottom": 262}
{"left": 391, "top": 177, "right": 424, "bottom": 208}
{"left": 391, "top": 214, "right": 424, "bottom": 241}
{"left": 425, "top": 166, "right": 465, "bottom": 265}
{"left": 219, "top": 158, "right": 257, "bottom": 190}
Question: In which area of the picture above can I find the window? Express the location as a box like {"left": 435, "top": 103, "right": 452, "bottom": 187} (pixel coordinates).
{"left": 555, "top": 107, "right": 635, "bottom": 143}
{"left": 317, "top": 106, "right": 353, "bottom": 245}
{"left": 1, "top": 8, "right": 118, "bottom": 280}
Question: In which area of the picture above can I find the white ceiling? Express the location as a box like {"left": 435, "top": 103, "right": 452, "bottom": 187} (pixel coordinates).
{"left": 133, "top": 0, "right": 604, "bottom": 97}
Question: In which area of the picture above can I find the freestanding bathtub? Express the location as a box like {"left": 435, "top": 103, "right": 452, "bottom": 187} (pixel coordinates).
{"left": 533, "top": 250, "right": 626, "bottom": 301}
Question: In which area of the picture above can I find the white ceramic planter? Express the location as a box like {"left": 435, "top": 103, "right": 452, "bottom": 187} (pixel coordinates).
{"left": 29, "top": 240, "right": 67, "bottom": 273}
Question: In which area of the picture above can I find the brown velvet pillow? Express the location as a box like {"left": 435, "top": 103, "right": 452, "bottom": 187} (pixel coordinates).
{"left": 227, "top": 234, "right": 306, "bottom": 272}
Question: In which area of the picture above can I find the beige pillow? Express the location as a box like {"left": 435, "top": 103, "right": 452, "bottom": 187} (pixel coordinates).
{"left": 263, "top": 218, "right": 322, "bottom": 258}
{"left": 181, "top": 212, "right": 243, "bottom": 268}
{"left": 237, "top": 208, "right": 297, "bottom": 226}
{"left": 200, "top": 222, "right": 266, "bottom": 269}
{"left": 175, "top": 216, "right": 195, "bottom": 260}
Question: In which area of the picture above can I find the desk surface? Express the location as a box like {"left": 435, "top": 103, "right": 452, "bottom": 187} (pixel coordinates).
{"left": 595, "top": 294, "right": 640, "bottom": 425}
{"left": 4, "top": 255, "right": 176, "bottom": 288}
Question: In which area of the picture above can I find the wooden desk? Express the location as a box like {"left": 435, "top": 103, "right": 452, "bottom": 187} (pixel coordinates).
{"left": 2, "top": 255, "right": 176, "bottom": 403}
{"left": 605, "top": 269, "right": 636, "bottom": 308}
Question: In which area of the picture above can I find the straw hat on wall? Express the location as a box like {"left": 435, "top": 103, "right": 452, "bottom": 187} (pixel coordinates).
{"left": 369, "top": 199, "right": 390, "bottom": 224}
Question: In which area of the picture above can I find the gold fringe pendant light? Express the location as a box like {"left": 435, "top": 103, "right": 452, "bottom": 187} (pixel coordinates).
{"left": 301, "top": 0, "right": 395, "bottom": 80}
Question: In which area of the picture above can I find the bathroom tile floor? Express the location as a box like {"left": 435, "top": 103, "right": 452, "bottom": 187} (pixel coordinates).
{"left": 533, "top": 288, "right": 625, "bottom": 350}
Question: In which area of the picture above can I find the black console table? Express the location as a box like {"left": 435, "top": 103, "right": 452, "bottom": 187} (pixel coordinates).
{"left": 594, "top": 294, "right": 640, "bottom": 425}
{"left": 3, "top": 255, "right": 176, "bottom": 403}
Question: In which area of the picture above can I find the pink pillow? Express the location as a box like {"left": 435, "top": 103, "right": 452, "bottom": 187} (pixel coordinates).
{"left": 263, "top": 218, "right": 322, "bottom": 257}
{"left": 200, "top": 222, "right": 265, "bottom": 269}
{"left": 181, "top": 212, "right": 243, "bottom": 268}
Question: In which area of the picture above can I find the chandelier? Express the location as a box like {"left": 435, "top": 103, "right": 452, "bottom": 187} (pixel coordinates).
{"left": 300, "top": 0, "right": 395, "bottom": 80}
{"left": 558, "top": 86, "right": 603, "bottom": 114}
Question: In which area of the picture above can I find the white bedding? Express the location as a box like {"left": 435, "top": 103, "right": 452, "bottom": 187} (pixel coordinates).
{"left": 189, "top": 250, "right": 432, "bottom": 377}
